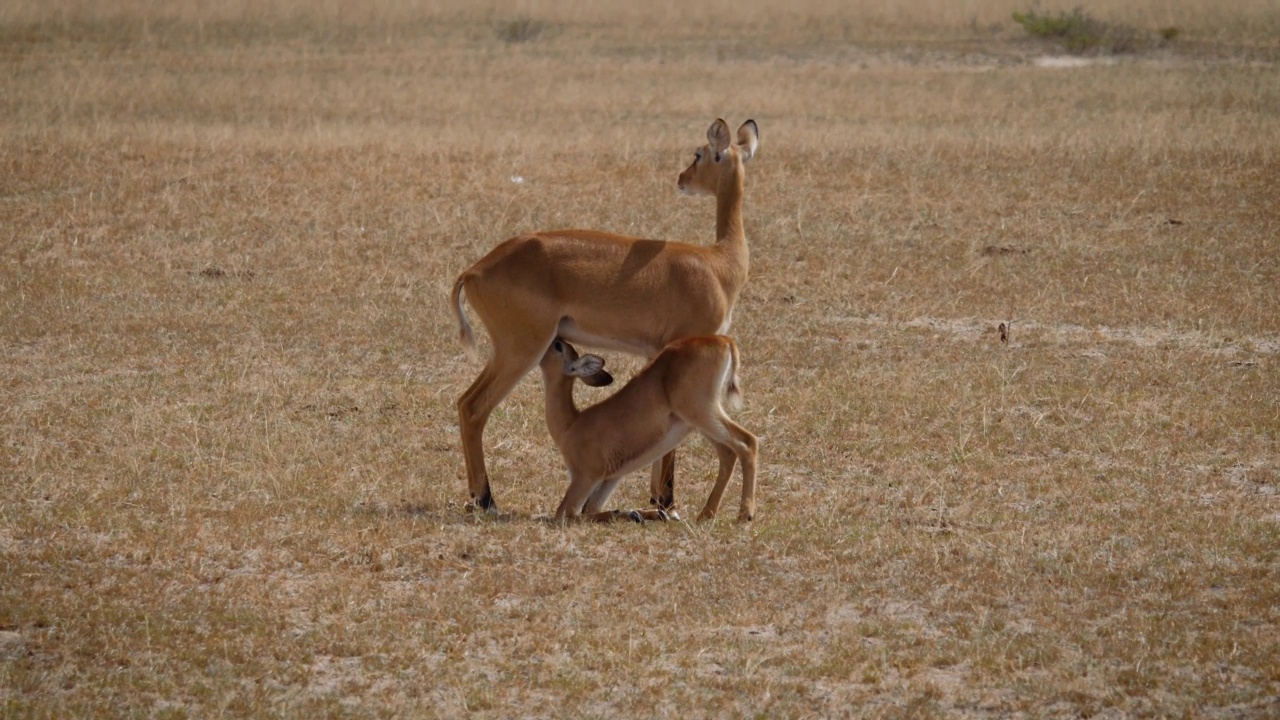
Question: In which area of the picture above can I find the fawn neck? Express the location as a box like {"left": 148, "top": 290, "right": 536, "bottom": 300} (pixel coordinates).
{"left": 541, "top": 370, "right": 579, "bottom": 446}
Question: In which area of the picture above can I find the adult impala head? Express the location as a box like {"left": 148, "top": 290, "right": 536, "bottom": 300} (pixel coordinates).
{"left": 451, "top": 118, "right": 760, "bottom": 514}
{"left": 539, "top": 336, "right": 758, "bottom": 523}
{"left": 678, "top": 118, "right": 760, "bottom": 197}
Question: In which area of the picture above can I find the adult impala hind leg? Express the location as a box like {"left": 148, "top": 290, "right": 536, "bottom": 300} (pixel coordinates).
{"left": 457, "top": 333, "right": 554, "bottom": 513}
{"left": 649, "top": 451, "right": 678, "bottom": 517}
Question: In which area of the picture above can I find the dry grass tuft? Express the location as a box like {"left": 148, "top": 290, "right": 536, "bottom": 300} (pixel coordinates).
{"left": 2, "top": 0, "right": 1279, "bottom": 717}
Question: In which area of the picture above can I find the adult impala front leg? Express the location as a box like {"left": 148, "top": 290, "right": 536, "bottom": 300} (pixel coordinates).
{"left": 454, "top": 309, "right": 557, "bottom": 513}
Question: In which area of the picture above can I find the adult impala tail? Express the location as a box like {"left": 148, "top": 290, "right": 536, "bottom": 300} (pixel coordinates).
{"left": 540, "top": 336, "right": 758, "bottom": 522}
{"left": 452, "top": 118, "right": 759, "bottom": 513}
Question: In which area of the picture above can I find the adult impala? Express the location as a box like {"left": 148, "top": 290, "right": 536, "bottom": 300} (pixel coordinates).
{"left": 538, "top": 336, "right": 758, "bottom": 523}
{"left": 451, "top": 118, "right": 760, "bottom": 513}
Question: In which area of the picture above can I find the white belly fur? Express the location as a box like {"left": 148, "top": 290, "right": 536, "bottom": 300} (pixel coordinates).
{"left": 557, "top": 317, "right": 660, "bottom": 357}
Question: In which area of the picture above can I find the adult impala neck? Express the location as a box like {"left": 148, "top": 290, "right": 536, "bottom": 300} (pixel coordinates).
{"left": 715, "top": 159, "right": 746, "bottom": 245}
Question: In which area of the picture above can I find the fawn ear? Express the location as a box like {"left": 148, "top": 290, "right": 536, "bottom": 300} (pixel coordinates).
{"left": 736, "top": 119, "right": 759, "bottom": 162}
{"left": 567, "top": 354, "right": 613, "bottom": 387}
{"left": 567, "top": 354, "right": 603, "bottom": 376}
{"left": 581, "top": 369, "right": 614, "bottom": 388}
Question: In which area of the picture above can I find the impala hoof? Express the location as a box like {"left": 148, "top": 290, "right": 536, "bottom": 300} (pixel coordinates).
{"left": 465, "top": 499, "right": 500, "bottom": 516}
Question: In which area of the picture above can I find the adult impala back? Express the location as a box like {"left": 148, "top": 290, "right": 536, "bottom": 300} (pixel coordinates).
{"left": 450, "top": 118, "right": 760, "bottom": 513}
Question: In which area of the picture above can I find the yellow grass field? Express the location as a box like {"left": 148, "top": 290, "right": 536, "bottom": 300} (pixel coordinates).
{"left": 3, "top": 0, "right": 1279, "bottom": 716}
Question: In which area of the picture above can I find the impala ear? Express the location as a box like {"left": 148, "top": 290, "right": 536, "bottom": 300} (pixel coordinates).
{"left": 570, "top": 353, "right": 604, "bottom": 376}
{"left": 581, "top": 369, "right": 614, "bottom": 388}
{"left": 707, "top": 118, "right": 731, "bottom": 157}
{"left": 736, "top": 119, "right": 759, "bottom": 162}
{"left": 567, "top": 354, "right": 613, "bottom": 387}
{"left": 567, "top": 353, "right": 604, "bottom": 377}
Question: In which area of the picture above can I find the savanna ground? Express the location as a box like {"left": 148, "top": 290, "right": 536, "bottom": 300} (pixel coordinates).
{"left": 2, "top": 0, "right": 1279, "bottom": 716}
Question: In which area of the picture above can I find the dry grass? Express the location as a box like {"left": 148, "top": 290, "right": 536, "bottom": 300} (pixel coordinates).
{"left": 3, "top": 0, "right": 1279, "bottom": 717}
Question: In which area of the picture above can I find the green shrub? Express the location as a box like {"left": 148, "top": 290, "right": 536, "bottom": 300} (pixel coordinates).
{"left": 1012, "top": 6, "right": 1151, "bottom": 55}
